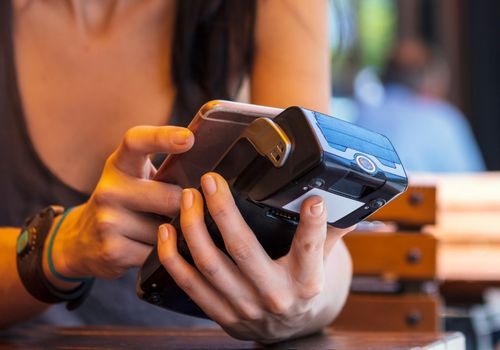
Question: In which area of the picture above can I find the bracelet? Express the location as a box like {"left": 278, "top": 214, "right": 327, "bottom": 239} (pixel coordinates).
{"left": 47, "top": 207, "right": 93, "bottom": 284}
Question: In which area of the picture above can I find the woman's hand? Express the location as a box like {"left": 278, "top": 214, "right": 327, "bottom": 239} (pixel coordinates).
{"left": 47, "top": 126, "right": 194, "bottom": 281}
{"left": 157, "top": 172, "right": 353, "bottom": 343}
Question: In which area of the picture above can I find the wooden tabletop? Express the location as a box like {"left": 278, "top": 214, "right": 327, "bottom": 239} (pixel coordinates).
{"left": 0, "top": 326, "right": 464, "bottom": 349}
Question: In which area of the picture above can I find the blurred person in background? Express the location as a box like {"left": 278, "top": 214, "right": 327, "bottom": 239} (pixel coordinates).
{"left": 355, "top": 38, "right": 486, "bottom": 173}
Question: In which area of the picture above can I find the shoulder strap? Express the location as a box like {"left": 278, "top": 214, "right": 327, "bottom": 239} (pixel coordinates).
{"left": 0, "top": 0, "right": 13, "bottom": 95}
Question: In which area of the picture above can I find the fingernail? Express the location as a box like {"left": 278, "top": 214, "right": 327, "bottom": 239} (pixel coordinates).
{"left": 201, "top": 174, "right": 217, "bottom": 196}
{"left": 182, "top": 189, "right": 193, "bottom": 210}
{"left": 159, "top": 225, "right": 169, "bottom": 242}
{"left": 311, "top": 201, "right": 324, "bottom": 217}
{"left": 172, "top": 129, "right": 192, "bottom": 145}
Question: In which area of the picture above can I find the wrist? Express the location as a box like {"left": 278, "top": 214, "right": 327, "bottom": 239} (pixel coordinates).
{"left": 42, "top": 206, "right": 91, "bottom": 290}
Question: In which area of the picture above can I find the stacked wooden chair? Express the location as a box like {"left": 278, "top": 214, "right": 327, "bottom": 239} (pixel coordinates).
{"left": 331, "top": 185, "right": 440, "bottom": 332}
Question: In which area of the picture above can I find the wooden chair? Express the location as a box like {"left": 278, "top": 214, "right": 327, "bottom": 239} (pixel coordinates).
{"left": 332, "top": 185, "right": 440, "bottom": 332}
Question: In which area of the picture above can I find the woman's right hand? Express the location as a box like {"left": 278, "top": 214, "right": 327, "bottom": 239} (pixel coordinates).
{"left": 45, "top": 126, "right": 194, "bottom": 281}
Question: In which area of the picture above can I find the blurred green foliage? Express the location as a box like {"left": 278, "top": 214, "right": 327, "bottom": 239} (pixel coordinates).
{"left": 358, "top": 0, "right": 396, "bottom": 69}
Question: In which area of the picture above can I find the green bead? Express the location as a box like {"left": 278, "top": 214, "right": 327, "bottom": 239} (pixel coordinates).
{"left": 17, "top": 229, "right": 29, "bottom": 254}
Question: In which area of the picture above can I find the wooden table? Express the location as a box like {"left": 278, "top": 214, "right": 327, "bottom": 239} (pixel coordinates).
{"left": 0, "top": 326, "right": 465, "bottom": 349}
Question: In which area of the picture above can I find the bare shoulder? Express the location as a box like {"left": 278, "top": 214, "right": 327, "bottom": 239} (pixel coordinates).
{"left": 255, "top": 0, "right": 329, "bottom": 47}
{"left": 251, "top": 0, "right": 330, "bottom": 112}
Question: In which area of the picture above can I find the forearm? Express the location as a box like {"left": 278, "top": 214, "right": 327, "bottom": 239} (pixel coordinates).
{"left": 0, "top": 212, "right": 82, "bottom": 329}
{"left": 0, "top": 227, "right": 50, "bottom": 328}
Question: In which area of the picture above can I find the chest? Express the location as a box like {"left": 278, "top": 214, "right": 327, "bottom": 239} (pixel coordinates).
{"left": 13, "top": 3, "right": 175, "bottom": 193}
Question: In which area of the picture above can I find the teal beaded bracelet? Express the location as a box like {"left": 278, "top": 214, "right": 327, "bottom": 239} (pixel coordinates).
{"left": 47, "top": 207, "right": 94, "bottom": 284}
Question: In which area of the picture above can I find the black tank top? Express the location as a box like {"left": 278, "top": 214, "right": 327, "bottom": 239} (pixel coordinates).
{"left": 0, "top": 1, "right": 212, "bottom": 327}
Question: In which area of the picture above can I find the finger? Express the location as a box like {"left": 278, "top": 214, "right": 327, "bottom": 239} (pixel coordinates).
{"left": 112, "top": 236, "right": 153, "bottom": 268}
{"left": 288, "top": 196, "right": 327, "bottom": 294}
{"left": 122, "top": 179, "right": 183, "bottom": 218}
{"left": 93, "top": 176, "right": 182, "bottom": 218}
{"left": 88, "top": 233, "right": 153, "bottom": 278}
{"left": 92, "top": 207, "right": 157, "bottom": 254}
{"left": 114, "top": 209, "right": 163, "bottom": 245}
{"left": 200, "top": 173, "right": 274, "bottom": 284}
{"left": 93, "top": 206, "right": 160, "bottom": 245}
{"left": 180, "top": 189, "right": 263, "bottom": 320}
{"left": 110, "top": 126, "right": 194, "bottom": 177}
{"left": 157, "top": 224, "right": 239, "bottom": 325}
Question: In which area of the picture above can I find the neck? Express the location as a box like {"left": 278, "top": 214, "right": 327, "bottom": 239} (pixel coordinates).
{"left": 67, "top": 0, "right": 122, "bottom": 35}
{"left": 14, "top": 0, "right": 174, "bottom": 41}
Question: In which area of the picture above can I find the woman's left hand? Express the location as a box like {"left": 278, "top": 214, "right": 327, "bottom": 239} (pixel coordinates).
{"left": 157, "top": 172, "right": 353, "bottom": 343}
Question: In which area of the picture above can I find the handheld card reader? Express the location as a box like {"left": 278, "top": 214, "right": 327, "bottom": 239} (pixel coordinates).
{"left": 137, "top": 105, "right": 408, "bottom": 318}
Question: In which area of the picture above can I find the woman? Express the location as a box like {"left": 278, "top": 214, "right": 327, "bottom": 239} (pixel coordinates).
{"left": 0, "top": 0, "right": 352, "bottom": 342}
